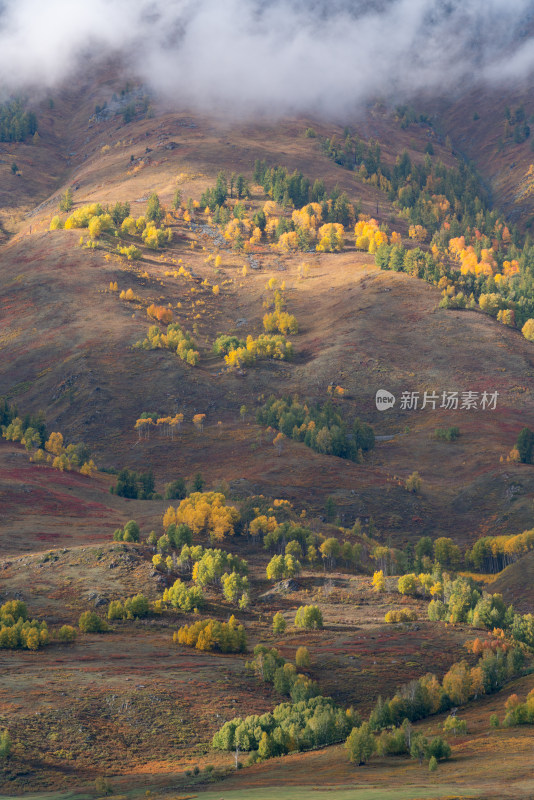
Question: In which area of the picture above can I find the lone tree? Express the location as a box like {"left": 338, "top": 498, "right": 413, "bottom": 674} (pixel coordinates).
{"left": 272, "top": 611, "right": 286, "bottom": 634}
{"left": 516, "top": 427, "right": 534, "bottom": 463}
{"left": 146, "top": 192, "right": 163, "bottom": 225}
{"left": 59, "top": 187, "right": 73, "bottom": 212}
{"left": 172, "top": 188, "right": 182, "bottom": 210}
{"left": 405, "top": 471, "right": 422, "bottom": 493}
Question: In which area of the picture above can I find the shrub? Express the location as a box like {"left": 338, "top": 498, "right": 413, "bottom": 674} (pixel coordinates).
{"left": 58, "top": 625, "right": 77, "bottom": 643}
{"left": 107, "top": 594, "right": 150, "bottom": 621}
{"left": 426, "top": 736, "right": 451, "bottom": 761}
{"left": 174, "top": 615, "right": 246, "bottom": 653}
{"left": 295, "top": 646, "right": 310, "bottom": 668}
{"left": 384, "top": 609, "right": 417, "bottom": 623}
{"left": 435, "top": 426, "right": 460, "bottom": 442}
{"left": 398, "top": 573, "right": 419, "bottom": 595}
{"left": 113, "top": 519, "right": 141, "bottom": 541}
{"left": 522, "top": 318, "right": 534, "bottom": 341}
{"left": 79, "top": 611, "right": 108, "bottom": 633}
{"left": 443, "top": 715, "right": 468, "bottom": 735}
{"left": 294, "top": 605, "right": 323, "bottom": 630}
{"left": 405, "top": 471, "right": 422, "bottom": 493}
{"left": 272, "top": 612, "right": 287, "bottom": 635}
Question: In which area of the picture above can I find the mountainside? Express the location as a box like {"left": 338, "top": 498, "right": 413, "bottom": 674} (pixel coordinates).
{"left": 1, "top": 68, "right": 534, "bottom": 798}
{"left": 2, "top": 81, "right": 534, "bottom": 542}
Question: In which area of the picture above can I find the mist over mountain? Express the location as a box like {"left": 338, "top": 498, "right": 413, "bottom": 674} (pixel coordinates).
{"left": 1, "top": 0, "right": 534, "bottom": 117}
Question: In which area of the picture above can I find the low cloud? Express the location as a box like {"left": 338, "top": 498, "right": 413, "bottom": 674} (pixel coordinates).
{"left": 0, "top": 0, "right": 533, "bottom": 117}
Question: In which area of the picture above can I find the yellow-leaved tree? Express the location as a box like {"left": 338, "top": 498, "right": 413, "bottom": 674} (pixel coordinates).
{"left": 174, "top": 492, "right": 240, "bottom": 542}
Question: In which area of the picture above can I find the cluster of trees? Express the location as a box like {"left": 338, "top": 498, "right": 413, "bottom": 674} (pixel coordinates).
{"left": 169, "top": 544, "right": 248, "bottom": 607}
{"left": 354, "top": 217, "right": 392, "bottom": 253}
{"left": 199, "top": 162, "right": 357, "bottom": 254}
{"left": 174, "top": 615, "right": 246, "bottom": 653}
{"left": 50, "top": 194, "right": 172, "bottom": 251}
{"left": 136, "top": 322, "right": 200, "bottom": 366}
{"left": 2, "top": 412, "right": 96, "bottom": 476}
{"left": 162, "top": 578, "right": 204, "bottom": 611}
{"left": 1, "top": 401, "right": 47, "bottom": 448}
{"left": 164, "top": 543, "right": 249, "bottom": 607}
{"left": 377, "top": 528, "right": 534, "bottom": 579}
{"left": 323, "top": 126, "right": 534, "bottom": 331}
{"left": 147, "top": 304, "right": 173, "bottom": 324}
{"left": 246, "top": 645, "right": 319, "bottom": 702}
{"left": 257, "top": 396, "right": 375, "bottom": 462}
{"left": 249, "top": 516, "right": 362, "bottom": 573}
{"left": 368, "top": 643, "right": 524, "bottom": 731}
{"left": 466, "top": 528, "right": 534, "bottom": 573}
{"left": 270, "top": 204, "right": 342, "bottom": 252}
{"left": 212, "top": 695, "right": 358, "bottom": 759}
{"left": 141, "top": 222, "right": 173, "bottom": 250}
{"left": 151, "top": 522, "right": 192, "bottom": 550}
{"left": 118, "top": 287, "right": 139, "bottom": 302}
{"left": 0, "top": 601, "right": 49, "bottom": 650}
{"left": 213, "top": 335, "right": 245, "bottom": 357}
{"left": 111, "top": 469, "right": 156, "bottom": 499}
{"left": 322, "top": 132, "right": 384, "bottom": 176}
{"left": 58, "top": 624, "right": 77, "bottom": 642}
{"left": 346, "top": 720, "right": 450, "bottom": 768}
{"left": 51, "top": 202, "right": 110, "bottom": 233}
{"left": 165, "top": 492, "right": 240, "bottom": 542}
{"left": 253, "top": 160, "right": 357, "bottom": 226}
{"left": 397, "top": 571, "right": 444, "bottom": 598}
{"left": 221, "top": 334, "right": 294, "bottom": 369}
{"left": 428, "top": 576, "right": 534, "bottom": 648}
{"left": 503, "top": 104, "right": 530, "bottom": 144}
{"left": 502, "top": 689, "right": 534, "bottom": 726}
{"left": 107, "top": 593, "right": 151, "bottom": 620}
{"left": 314, "top": 222, "right": 345, "bottom": 253}
{"left": 394, "top": 105, "right": 433, "bottom": 129}
{"left": 263, "top": 310, "right": 298, "bottom": 335}
{"left": 443, "top": 714, "right": 468, "bottom": 735}
{"left": 266, "top": 553, "right": 301, "bottom": 581}
{"left": 117, "top": 244, "right": 142, "bottom": 260}
{"left": 200, "top": 172, "right": 250, "bottom": 210}
{"left": 212, "top": 281, "right": 296, "bottom": 368}
{"left": 32, "top": 432, "right": 96, "bottom": 475}
{"left": 0, "top": 98, "right": 37, "bottom": 142}
{"left": 134, "top": 412, "right": 186, "bottom": 442}
{"left": 164, "top": 477, "right": 189, "bottom": 499}
{"left": 376, "top": 242, "right": 446, "bottom": 284}
{"left": 407, "top": 535, "right": 461, "bottom": 572}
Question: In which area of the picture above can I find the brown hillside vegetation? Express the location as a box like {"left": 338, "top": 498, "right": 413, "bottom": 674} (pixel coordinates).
{"left": 1, "top": 86, "right": 534, "bottom": 544}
